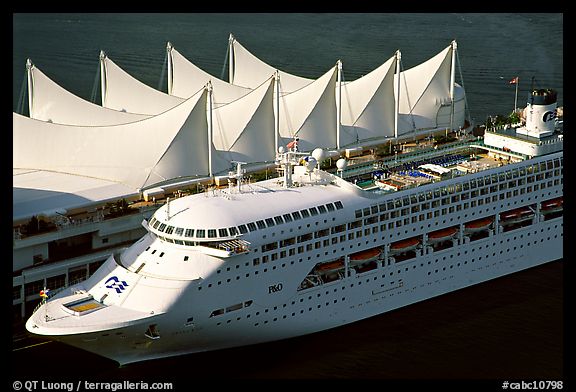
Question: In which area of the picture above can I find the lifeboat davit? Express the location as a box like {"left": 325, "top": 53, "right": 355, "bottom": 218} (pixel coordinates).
{"left": 464, "top": 216, "right": 494, "bottom": 233}
{"left": 427, "top": 226, "right": 459, "bottom": 243}
{"left": 541, "top": 197, "right": 563, "bottom": 214}
{"left": 350, "top": 248, "right": 382, "bottom": 264}
{"left": 389, "top": 237, "right": 420, "bottom": 254}
{"left": 499, "top": 206, "right": 534, "bottom": 224}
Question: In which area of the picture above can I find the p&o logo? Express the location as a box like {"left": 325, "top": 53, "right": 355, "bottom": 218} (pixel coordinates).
{"left": 542, "top": 110, "right": 557, "bottom": 122}
{"left": 105, "top": 276, "right": 129, "bottom": 294}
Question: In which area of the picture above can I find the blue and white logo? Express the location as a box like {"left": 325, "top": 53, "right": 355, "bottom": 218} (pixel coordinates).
{"left": 543, "top": 111, "right": 557, "bottom": 122}
{"left": 105, "top": 276, "right": 129, "bottom": 294}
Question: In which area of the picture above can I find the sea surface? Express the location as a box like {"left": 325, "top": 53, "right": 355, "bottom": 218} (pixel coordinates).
{"left": 11, "top": 13, "right": 564, "bottom": 384}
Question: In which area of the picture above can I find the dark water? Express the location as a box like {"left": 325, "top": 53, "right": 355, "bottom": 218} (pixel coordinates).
{"left": 12, "top": 13, "right": 564, "bottom": 384}
{"left": 13, "top": 13, "right": 563, "bottom": 122}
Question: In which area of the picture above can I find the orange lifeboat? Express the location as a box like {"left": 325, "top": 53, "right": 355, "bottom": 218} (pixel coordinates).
{"left": 316, "top": 259, "right": 345, "bottom": 273}
{"left": 349, "top": 247, "right": 382, "bottom": 264}
{"left": 389, "top": 237, "right": 420, "bottom": 254}
{"left": 500, "top": 206, "right": 534, "bottom": 224}
{"left": 427, "top": 226, "right": 459, "bottom": 243}
{"left": 464, "top": 216, "right": 494, "bottom": 233}
{"left": 541, "top": 197, "right": 563, "bottom": 214}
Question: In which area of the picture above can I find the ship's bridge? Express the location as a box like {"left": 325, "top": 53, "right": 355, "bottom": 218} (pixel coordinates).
{"left": 144, "top": 169, "right": 352, "bottom": 257}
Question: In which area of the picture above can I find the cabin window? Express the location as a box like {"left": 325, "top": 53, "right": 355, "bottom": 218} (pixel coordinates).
{"left": 196, "top": 229, "right": 205, "bottom": 238}
{"left": 262, "top": 242, "right": 278, "bottom": 252}
{"left": 152, "top": 220, "right": 161, "bottom": 229}
{"left": 158, "top": 223, "right": 167, "bottom": 232}
{"left": 228, "top": 227, "right": 238, "bottom": 236}
{"left": 309, "top": 207, "right": 319, "bottom": 216}
{"left": 355, "top": 210, "right": 362, "bottom": 219}
{"left": 207, "top": 229, "right": 217, "bottom": 238}
{"left": 219, "top": 228, "right": 229, "bottom": 237}
{"left": 317, "top": 205, "right": 327, "bottom": 214}
{"left": 331, "top": 224, "right": 346, "bottom": 234}
{"left": 247, "top": 222, "right": 258, "bottom": 231}
{"left": 184, "top": 228, "right": 194, "bottom": 237}
{"left": 326, "top": 203, "right": 335, "bottom": 212}
{"left": 292, "top": 211, "right": 302, "bottom": 220}
{"left": 348, "top": 220, "right": 362, "bottom": 230}
{"left": 274, "top": 216, "right": 284, "bottom": 225}
{"left": 280, "top": 237, "right": 296, "bottom": 247}
{"left": 238, "top": 225, "right": 248, "bottom": 234}
{"left": 174, "top": 227, "right": 184, "bottom": 236}
{"left": 256, "top": 220, "right": 267, "bottom": 230}
{"left": 300, "top": 210, "right": 310, "bottom": 218}
{"left": 210, "top": 309, "right": 224, "bottom": 317}
{"left": 282, "top": 214, "right": 293, "bottom": 222}
{"left": 334, "top": 201, "right": 344, "bottom": 210}
{"left": 265, "top": 218, "right": 275, "bottom": 227}
{"left": 165, "top": 226, "right": 174, "bottom": 234}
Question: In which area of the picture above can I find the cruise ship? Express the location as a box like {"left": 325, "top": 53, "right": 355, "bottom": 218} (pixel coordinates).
{"left": 26, "top": 87, "right": 563, "bottom": 365}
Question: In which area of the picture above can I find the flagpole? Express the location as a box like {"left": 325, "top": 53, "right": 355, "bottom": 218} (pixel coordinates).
{"left": 514, "top": 77, "right": 519, "bottom": 113}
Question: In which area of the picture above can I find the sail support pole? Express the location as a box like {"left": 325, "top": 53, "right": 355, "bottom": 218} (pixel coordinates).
{"left": 336, "top": 60, "right": 342, "bottom": 149}
{"left": 394, "top": 50, "right": 401, "bottom": 140}
{"left": 99, "top": 50, "right": 107, "bottom": 107}
{"left": 228, "top": 34, "right": 235, "bottom": 84}
{"left": 166, "top": 42, "right": 173, "bottom": 95}
{"left": 450, "top": 40, "right": 457, "bottom": 132}
{"left": 207, "top": 82, "right": 213, "bottom": 177}
{"left": 274, "top": 71, "right": 280, "bottom": 153}
{"left": 26, "top": 59, "right": 34, "bottom": 118}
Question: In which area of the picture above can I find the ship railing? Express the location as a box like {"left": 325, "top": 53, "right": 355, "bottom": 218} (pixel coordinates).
{"left": 30, "top": 283, "right": 86, "bottom": 316}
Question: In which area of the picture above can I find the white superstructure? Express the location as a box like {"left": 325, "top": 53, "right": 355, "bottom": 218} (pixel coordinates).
{"left": 26, "top": 121, "right": 563, "bottom": 364}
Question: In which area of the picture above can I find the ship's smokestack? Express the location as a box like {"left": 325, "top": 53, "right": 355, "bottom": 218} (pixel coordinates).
{"left": 519, "top": 89, "right": 557, "bottom": 138}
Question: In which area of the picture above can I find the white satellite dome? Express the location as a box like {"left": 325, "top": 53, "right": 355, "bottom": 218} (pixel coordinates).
{"left": 278, "top": 146, "right": 285, "bottom": 154}
{"left": 336, "top": 158, "right": 348, "bottom": 171}
{"left": 312, "top": 148, "right": 325, "bottom": 162}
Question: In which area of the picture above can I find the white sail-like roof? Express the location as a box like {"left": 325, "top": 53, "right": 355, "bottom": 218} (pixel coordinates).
{"left": 339, "top": 54, "right": 397, "bottom": 147}
{"left": 278, "top": 65, "right": 338, "bottom": 151}
{"left": 232, "top": 37, "right": 313, "bottom": 93}
{"left": 169, "top": 45, "right": 252, "bottom": 105}
{"left": 212, "top": 78, "right": 276, "bottom": 164}
{"left": 102, "top": 54, "right": 184, "bottom": 115}
{"left": 27, "top": 61, "right": 150, "bottom": 126}
{"left": 13, "top": 89, "right": 219, "bottom": 190}
{"left": 395, "top": 44, "right": 455, "bottom": 133}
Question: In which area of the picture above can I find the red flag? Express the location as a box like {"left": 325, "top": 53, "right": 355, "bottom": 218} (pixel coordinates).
{"left": 509, "top": 77, "right": 518, "bottom": 84}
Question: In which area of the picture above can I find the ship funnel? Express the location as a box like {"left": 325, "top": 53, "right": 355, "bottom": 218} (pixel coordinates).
{"left": 518, "top": 89, "right": 557, "bottom": 138}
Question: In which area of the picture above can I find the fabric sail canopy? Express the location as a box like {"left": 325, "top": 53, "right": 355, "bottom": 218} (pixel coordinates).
{"left": 27, "top": 61, "right": 150, "bottom": 126}
{"left": 277, "top": 65, "right": 338, "bottom": 152}
{"left": 395, "top": 43, "right": 465, "bottom": 134}
{"left": 169, "top": 45, "right": 252, "bottom": 106}
{"left": 101, "top": 54, "right": 184, "bottom": 115}
{"left": 13, "top": 88, "right": 218, "bottom": 190}
{"left": 339, "top": 54, "right": 397, "bottom": 147}
{"left": 212, "top": 77, "right": 276, "bottom": 164}
{"left": 231, "top": 37, "right": 313, "bottom": 93}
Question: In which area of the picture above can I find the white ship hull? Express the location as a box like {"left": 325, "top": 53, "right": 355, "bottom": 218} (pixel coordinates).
{"left": 53, "top": 215, "right": 562, "bottom": 365}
